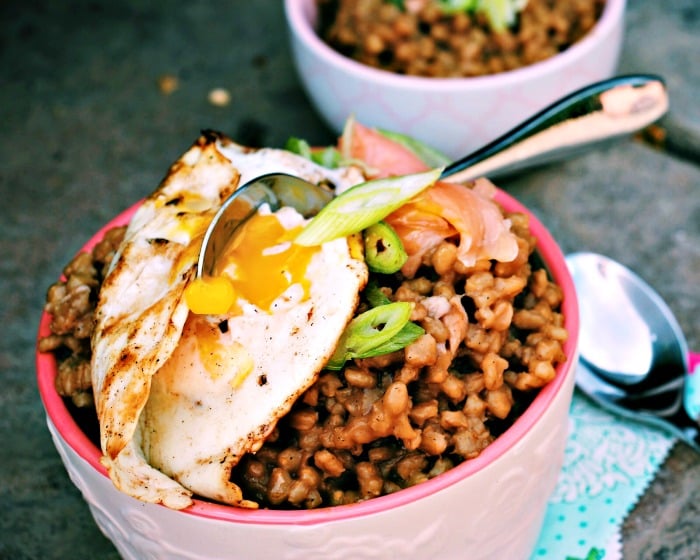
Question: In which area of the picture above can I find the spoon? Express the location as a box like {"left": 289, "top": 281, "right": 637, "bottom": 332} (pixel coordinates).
{"left": 198, "top": 74, "right": 668, "bottom": 278}
{"left": 566, "top": 252, "right": 700, "bottom": 452}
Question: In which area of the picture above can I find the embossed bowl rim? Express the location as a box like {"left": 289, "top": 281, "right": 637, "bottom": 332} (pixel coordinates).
{"left": 37, "top": 188, "right": 579, "bottom": 525}
{"left": 284, "top": 0, "right": 626, "bottom": 90}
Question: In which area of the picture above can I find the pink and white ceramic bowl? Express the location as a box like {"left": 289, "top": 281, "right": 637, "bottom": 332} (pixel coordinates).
{"left": 284, "top": 0, "right": 626, "bottom": 159}
{"left": 37, "top": 190, "right": 579, "bottom": 560}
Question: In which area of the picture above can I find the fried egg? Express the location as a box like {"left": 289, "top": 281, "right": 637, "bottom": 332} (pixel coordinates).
{"left": 91, "top": 131, "right": 367, "bottom": 509}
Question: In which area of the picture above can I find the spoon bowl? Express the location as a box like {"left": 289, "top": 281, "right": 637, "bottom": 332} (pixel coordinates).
{"left": 197, "top": 172, "right": 334, "bottom": 277}
{"left": 566, "top": 252, "right": 700, "bottom": 452}
{"left": 199, "top": 75, "right": 668, "bottom": 280}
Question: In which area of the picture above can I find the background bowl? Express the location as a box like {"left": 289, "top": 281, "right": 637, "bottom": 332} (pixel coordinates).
{"left": 284, "top": 0, "right": 626, "bottom": 159}
{"left": 37, "top": 190, "right": 579, "bottom": 560}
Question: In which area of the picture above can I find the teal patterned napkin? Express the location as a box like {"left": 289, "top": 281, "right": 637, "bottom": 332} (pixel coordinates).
{"left": 531, "top": 388, "right": 677, "bottom": 560}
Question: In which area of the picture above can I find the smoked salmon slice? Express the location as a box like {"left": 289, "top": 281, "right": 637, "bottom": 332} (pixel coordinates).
{"left": 339, "top": 121, "right": 519, "bottom": 277}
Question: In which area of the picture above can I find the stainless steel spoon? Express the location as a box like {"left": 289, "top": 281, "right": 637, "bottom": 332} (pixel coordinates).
{"left": 566, "top": 252, "right": 700, "bottom": 452}
{"left": 198, "top": 74, "right": 668, "bottom": 278}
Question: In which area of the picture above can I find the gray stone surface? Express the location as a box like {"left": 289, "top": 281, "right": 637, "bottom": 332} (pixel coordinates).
{"left": 1, "top": 1, "right": 698, "bottom": 558}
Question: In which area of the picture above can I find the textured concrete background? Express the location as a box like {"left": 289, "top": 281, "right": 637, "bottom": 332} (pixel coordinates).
{"left": 1, "top": 1, "right": 698, "bottom": 558}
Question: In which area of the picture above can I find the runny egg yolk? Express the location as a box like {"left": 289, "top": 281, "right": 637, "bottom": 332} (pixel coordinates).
{"left": 184, "top": 213, "right": 319, "bottom": 315}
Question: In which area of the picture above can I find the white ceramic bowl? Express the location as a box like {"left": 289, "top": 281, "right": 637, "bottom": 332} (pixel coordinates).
{"left": 284, "top": 0, "right": 626, "bottom": 159}
{"left": 37, "top": 190, "right": 579, "bottom": 560}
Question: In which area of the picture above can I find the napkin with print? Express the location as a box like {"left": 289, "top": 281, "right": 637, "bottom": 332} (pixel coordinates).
{"left": 531, "top": 389, "right": 677, "bottom": 560}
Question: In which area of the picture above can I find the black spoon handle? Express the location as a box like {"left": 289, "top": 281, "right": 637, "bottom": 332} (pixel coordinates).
{"left": 441, "top": 74, "right": 668, "bottom": 183}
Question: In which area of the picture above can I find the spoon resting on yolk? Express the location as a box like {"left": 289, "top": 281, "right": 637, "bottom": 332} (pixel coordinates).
{"left": 184, "top": 212, "right": 320, "bottom": 315}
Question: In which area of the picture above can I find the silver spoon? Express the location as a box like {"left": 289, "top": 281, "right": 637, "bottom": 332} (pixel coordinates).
{"left": 566, "top": 252, "right": 700, "bottom": 452}
{"left": 198, "top": 74, "right": 668, "bottom": 278}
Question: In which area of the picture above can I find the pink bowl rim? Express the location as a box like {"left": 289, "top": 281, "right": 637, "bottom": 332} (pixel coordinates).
{"left": 284, "top": 0, "right": 626, "bottom": 92}
{"left": 36, "top": 190, "right": 579, "bottom": 526}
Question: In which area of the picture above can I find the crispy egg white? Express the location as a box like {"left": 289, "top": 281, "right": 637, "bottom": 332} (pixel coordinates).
{"left": 143, "top": 207, "right": 367, "bottom": 506}
{"left": 91, "top": 131, "right": 366, "bottom": 509}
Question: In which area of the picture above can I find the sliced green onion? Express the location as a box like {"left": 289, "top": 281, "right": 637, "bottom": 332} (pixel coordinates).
{"left": 480, "top": 0, "right": 529, "bottom": 31}
{"left": 343, "top": 302, "right": 413, "bottom": 357}
{"left": 285, "top": 137, "right": 341, "bottom": 168}
{"left": 295, "top": 167, "right": 442, "bottom": 247}
{"left": 339, "top": 116, "right": 355, "bottom": 162}
{"left": 285, "top": 137, "right": 313, "bottom": 159}
{"left": 376, "top": 128, "right": 451, "bottom": 168}
{"left": 436, "top": 0, "right": 479, "bottom": 12}
{"left": 434, "top": 0, "right": 526, "bottom": 32}
{"left": 337, "top": 116, "right": 385, "bottom": 176}
{"left": 368, "top": 321, "right": 424, "bottom": 356}
{"left": 313, "top": 146, "right": 342, "bottom": 168}
{"left": 363, "top": 221, "right": 407, "bottom": 274}
{"left": 326, "top": 302, "right": 419, "bottom": 369}
{"left": 477, "top": 0, "right": 521, "bottom": 31}
{"left": 364, "top": 280, "right": 392, "bottom": 307}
